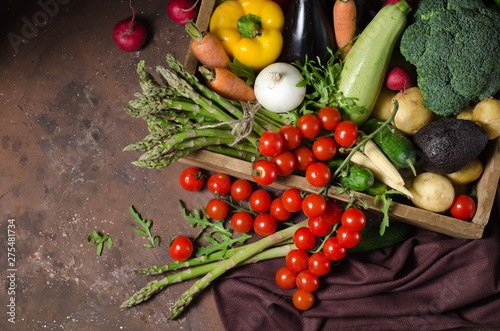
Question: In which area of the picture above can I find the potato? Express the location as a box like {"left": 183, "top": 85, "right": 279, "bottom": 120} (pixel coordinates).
{"left": 409, "top": 172, "right": 455, "bottom": 213}
{"left": 371, "top": 86, "right": 397, "bottom": 121}
{"left": 457, "top": 108, "right": 474, "bottom": 121}
{"left": 471, "top": 97, "right": 500, "bottom": 140}
{"left": 445, "top": 158, "right": 483, "bottom": 185}
{"left": 392, "top": 87, "right": 435, "bottom": 135}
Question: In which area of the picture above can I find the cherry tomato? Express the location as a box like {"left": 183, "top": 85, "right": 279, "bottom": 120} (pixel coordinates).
{"left": 281, "top": 188, "right": 303, "bottom": 212}
{"left": 253, "top": 213, "right": 278, "bottom": 236}
{"left": 231, "top": 211, "right": 254, "bottom": 233}
{"left": 302, "top": 194, "right": 327, "bottom": 218}
{"left": 169, "top": 236, "right": 193, "bottom": 262}
{"left": 317, "top": 106, "right": 341, "bottom": 131}
{"left": 179, "top": 167, "right": 204, "bottom": 192}
{"left": 271, "top": 150, "right": 296, "bottom": 176}
{"left": 293, "top": 227, "right": 317, "bottom": 251}
{"left": 206, "top": 198, "right": 229, "bottom": 220}
{"left": 231, "top": 179, "right": 252, "bottom": 201}
{"left": 336, "top": 225, "right": 361, "bottom": 248}
{"left": 322, "top": 237, "right": 346, "bottom": 261}
{"left": 293, "top": 147, "right": 316, "bottom": 172}
{"left": 308, "top": 252, "right": 331, "bottom": 276}
{"left": 312, "top": 137, "right": 337, "bottom": 161}
{"left": 275, "top": 266, "right": 297, "bottom": 290}
{"left": 305, "top": 162, "right": 331, "bottom": 188}
{"left": 286, "top": 249, "right": 309, "bottom": 273}
{"left": 341, "top": 208, "right": 366, "bottom": 232}
{"left": 252, "top": 159, "right": 277, "bottom": 186}
{"left": 207, "top": 173, "right": 231, "bottom": 196}
{"left": 320, "top": 199, "right": 343, "bottom": 225}
{"left": 279, "top": 124, "right": 302, "bottom": 150}
{"left": 450, "top": 194, "right": 476, "bottom": 220}
{"left": 296, "top": 269, "right": 319, "bottom": 292}
{"left": 334, "top": 121, "right": 358, "bottom": 148}
{"left": 270, "top": 197, "right": 292, "bottom": 222}
{"left": 308, "top": 217, "right": 332, "bottom": 236}
{"left": 293, "top": 289, "right": 315, "bottom": 311}
{"left": 249, "top": 189, "right": 271, "bottom": 213}
{"left": 259, "top": 130, "right": 284, "bottom": 157}
{"left": 297, "top": 114, "right": 321, "bottom": 139}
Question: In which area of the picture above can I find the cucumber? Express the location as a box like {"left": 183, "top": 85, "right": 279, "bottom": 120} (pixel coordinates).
{"left": 336, "top": 1, "right": 411, "bottom": 126}
{"left": 327, "top": 157, "right": 375, "bottom": 192}
{"left": 347, "top": 221, "right": 412, "bottom": 253}
{"left": 362, "top": 118, "right": 417, "bottom": 171}
{"left": 363, "top": 178, "right": 387, "bottom": 196}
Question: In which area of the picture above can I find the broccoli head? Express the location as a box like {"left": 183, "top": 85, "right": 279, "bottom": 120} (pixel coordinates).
{"left": 400, "top": 0, "right": 500, "bottom": 116}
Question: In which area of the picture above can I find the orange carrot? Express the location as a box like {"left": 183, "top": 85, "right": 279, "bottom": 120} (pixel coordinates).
{"left": 185, "top": 20, "right": 230, "bottom": 69}
{"left": 199, "top": 66, "right": 256, "bottom": 102}
{"left": 333, "top": 0, "right": 357, "bottom": 59}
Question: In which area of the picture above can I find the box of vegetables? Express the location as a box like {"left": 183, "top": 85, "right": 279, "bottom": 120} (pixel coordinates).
{"left": 124, "top": 0, "right": 500, "bottom": 239}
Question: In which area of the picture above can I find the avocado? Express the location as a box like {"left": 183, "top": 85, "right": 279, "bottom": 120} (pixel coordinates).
{"left": 413, "top": 118, "right": 488, "bottom": 174}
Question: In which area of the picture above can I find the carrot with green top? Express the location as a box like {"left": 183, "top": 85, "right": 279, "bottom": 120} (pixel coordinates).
{"left": 333, "top": 0, "right": 357, "bottom": 59}
{"left": 185, "top": 20, "right": 230, "bottom": 69}
{"left": 199, "top": 66, "right": 256, "bottom": 102}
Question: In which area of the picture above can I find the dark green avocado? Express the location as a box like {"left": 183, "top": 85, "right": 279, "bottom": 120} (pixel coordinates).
{"left": 413, "top": 118, "right": 488, "bottom": 174}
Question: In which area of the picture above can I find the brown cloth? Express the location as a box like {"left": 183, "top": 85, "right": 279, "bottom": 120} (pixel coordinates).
{"left": 212, "top": 186, "right": 500, "bottom": 331}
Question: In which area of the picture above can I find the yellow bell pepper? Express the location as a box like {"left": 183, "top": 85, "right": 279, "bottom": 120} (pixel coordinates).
{"left": 209, "top": 0, "right": 284, "bottom": 71}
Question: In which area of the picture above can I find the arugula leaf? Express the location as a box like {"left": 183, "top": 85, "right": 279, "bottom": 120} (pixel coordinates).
{"left": 196, "top": 232, "right": 252, "bottom": 257}
{"left": 373, "top": 189, "right": 403, "bottom": 236}
{"left": 229, "top": 59, "right": 255, "bottom": 86}
{"left": 293, "top": 48, "right": 363, "bottom": 115}
{"left": 86, "top": 231, "right": 113, "bottom": 256}
{"left": 179, "top": 200, "right": 252, "bottom": 258}
{"left": 129, "top": 205, "right": 160, "bottom": 248}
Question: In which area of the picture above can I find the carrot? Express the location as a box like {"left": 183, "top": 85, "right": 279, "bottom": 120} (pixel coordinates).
{"left": 185, "top": 20, "right": 230, "bottom": 69}
{"left": 333, "top": 0, "right": 357, "bottom": 60}
{"left": 199, "top": 66, "right": 256, "bottom": 102}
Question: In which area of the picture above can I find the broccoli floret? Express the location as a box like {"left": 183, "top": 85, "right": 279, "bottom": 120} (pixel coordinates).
{"left": 400, "top": 0, "right": 500, "bottom": 116}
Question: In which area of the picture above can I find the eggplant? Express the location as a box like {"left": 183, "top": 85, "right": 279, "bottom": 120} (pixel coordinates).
{"left": 279, "top": 0, "right": 335, "bottom": 64}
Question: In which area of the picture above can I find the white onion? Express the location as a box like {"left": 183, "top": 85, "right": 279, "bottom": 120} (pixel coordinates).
{"left": 254, "top": 62, "right": 306, "bottom": 113}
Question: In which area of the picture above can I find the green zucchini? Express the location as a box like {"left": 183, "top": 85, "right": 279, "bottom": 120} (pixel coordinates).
{"left": 362, "top": 118, "right": 416, "bottom": 173}
{"left": 327, "top": 157, "right": 375, "bottom": 192}
{"left": 347, "top": 221, "right": 412, "bottom": 253}
{"left": 336, "top": 1, "right": 411, "bottom": 126}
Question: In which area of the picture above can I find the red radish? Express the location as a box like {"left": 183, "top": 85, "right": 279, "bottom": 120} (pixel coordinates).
{"left": 167, "top": 0, "right": 199, "bottom": 25}
{"left": 113, "top": 1, "right": 147, "bottom": 52}
{"left": 385, "top": 66, "right": 413, "bottom": 92}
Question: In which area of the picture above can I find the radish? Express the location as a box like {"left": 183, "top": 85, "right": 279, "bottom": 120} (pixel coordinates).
{"left": 385, "top": 66, "right": 413, "bottom": 92}
{"left": 113, "top": 1, "right": 147, "bottom": 52}
{"left": 167, "top": 0, "right": 199, "bottom": 25}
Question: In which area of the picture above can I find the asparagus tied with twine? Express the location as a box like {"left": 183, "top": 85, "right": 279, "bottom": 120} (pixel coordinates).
{"left": 122, "top": 54, "right": 290, "bottom": 169}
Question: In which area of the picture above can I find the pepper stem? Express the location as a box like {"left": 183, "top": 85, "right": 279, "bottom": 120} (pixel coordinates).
{"left": 237, "top": 13, "right": 262, "bottom": 38}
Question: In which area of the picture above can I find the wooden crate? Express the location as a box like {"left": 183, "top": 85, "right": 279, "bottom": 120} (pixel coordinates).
{"left": 179, "top": 0, "right": 500, "bottom": 239}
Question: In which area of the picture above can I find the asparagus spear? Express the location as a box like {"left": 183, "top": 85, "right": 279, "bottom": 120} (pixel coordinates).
{"left": 168, "top": 220, "right": 308, "bottom": 319}
{"left": 120, "top": 243, "right": 297, "bottom": 308}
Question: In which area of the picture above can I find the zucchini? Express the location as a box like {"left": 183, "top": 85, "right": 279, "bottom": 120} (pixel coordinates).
{"left": 336, "top": 1, "right": 411, "bottom": 126}
{"left": 347, "top": 221, "right": 412, "bottom": 253}
{"left": 327, "top": 157, "right": 374, "bottom": 192}
{"left": 362, "top": 118, "right": 417, "bottom": 172}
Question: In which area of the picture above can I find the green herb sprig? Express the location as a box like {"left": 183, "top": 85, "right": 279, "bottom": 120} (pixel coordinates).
{"left": 86, "top": 231, "right": 113, "bottom": 256}
{"left": 130, "top": 205, "right": 160, "bottom": 248}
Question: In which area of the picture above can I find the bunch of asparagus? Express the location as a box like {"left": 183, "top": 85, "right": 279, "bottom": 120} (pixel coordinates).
{"left": 123, "top": 54, "right": 290, "bottom": 169}
{"left": 120, "top": 220, "right": 308, "bottom": 319}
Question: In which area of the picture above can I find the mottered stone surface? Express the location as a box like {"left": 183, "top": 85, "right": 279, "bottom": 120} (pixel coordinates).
{"left": 0, "top": 1, "right": 224, "bottom": 330}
